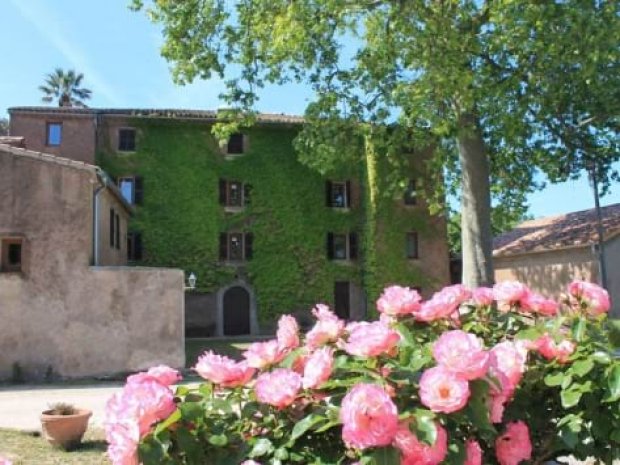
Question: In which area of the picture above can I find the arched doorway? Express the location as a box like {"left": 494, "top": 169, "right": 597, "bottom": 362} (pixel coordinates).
{"left": 223, "top": 286, "right": 251, "bottom": 335}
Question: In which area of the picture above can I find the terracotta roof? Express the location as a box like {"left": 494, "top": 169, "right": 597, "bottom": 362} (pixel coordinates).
{"left": 8, "top": 106, "right": 305, "bottom": 124}
{"left": 493, "top": 203, "right": 620, "bottom": 257}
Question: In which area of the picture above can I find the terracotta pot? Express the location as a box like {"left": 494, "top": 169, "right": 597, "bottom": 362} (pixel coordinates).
{"left": 40, "top": 408, "right": 92, "bottom": 450}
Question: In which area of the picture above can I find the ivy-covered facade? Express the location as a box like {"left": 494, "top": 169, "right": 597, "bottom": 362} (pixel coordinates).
{"left": 8, "top": 107, "right": 450, "bottom": 337}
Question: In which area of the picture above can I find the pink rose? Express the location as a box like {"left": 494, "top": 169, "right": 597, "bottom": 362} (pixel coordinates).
{"left": 106, "top": 420, "right": 140, "bottom": 465}
{"left": 145, "top": 365, "right": 182, "bottom": 386}
{"left": 194, "top": 351, "right": 255, "bottom": 387}
{"left": 254, "top": 368, "right": 302, "bottom": 408}
{"left": 432, "top": 330, "right": 489, "bottom": 380}
{"left": 464, "top": 439, "right": 482, "bottom": 465}
{"left": 520, "top": 293, "right": 559, "bottom": 316}
{"left": 472, "top": 287, "right": 495, "bottom": 306}
{"left": 344, "top": 321, "right": 400, "bottom": 358}
{"left": 243, "top": 339, "right": 287, "bottom": 369}
{"left": 489, "top": 341, "right": 528, "bottom": 390}
{"left": 241, "top": 461, "right": 261, "bottom": 465}
{"left": 377, "top": 285, "right": 422, "bottom": 316}
{"left": 496, "top": 421, "right": 532, "bottom": 465}
{"left": 393, "top": 421, "right": 448, "bottom": 465}
{"left": 340, "top": 383, "right": 399, "bottom": 449}
{"left": 493, "top": 281, "right": 529, "bottom": 310}
{"left": 568, "top": 280, "right": 611, "bottom": 315}
{"left": 276, "top": 314, "right": 300, "bottom": 351}
{"left": 534, "top": 334, "right": 575, "bottom": 364}
{"left": 305, "top": 304, "right": 346, "bottom": 349}
{"left": 303, "top": 347, "right": 334, "bottom": 389}
{"left": 416, "top": 285, "right": 470, "bottom": 322}
{"left": 0, "top": 458, "right": 13, "bottom": 465}
{"left": 419, "top": 366, "right": 470, "bottom": 413}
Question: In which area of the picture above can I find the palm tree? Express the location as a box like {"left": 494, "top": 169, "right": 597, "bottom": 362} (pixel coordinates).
{"left": 39, "top": 68, "right": 92, "bottom": 107}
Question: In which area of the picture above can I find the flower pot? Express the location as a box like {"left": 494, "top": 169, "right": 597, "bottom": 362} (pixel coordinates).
{"left": 40, "top": 408, "right": 92, "bottom": 450}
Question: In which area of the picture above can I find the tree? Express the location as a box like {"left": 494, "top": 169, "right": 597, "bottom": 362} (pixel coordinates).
{"left": 0, "top": 118, "right": 8, "bottom": 136}
{"left": 133, "top": 0, "right": 618, "bottom": 287}
{"left": 39, "top": 68, "right": 92, "bottom": 107}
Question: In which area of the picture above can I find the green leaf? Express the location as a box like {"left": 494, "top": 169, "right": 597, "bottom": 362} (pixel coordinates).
{"left": 179, "top": 401, "right": 204, "bottom": 422}
{"left": 138, "top": 439, "right": 167, "bottom": 464}
{"left": 561, "top": 388, "right": 583, "bottom": 408}
{"left": 559, "top": 427, "right": 579, "bottom": 449}
{"left": 208, "top": 434, "right": 228, "bottom": 447}
{"left": 571, "top": 359, "right": 594, "bottom": 377}
{"left": 445, "top": 440, "right": 466, "bottom": 465}
{"left": 395, "top": 323, "right": 415, "bottom": 348}
{"left": 571, "top": 317, "right": 587, "bottom": 342}
{"left": 290, "top": 413, "right": 326, "bottom": 443}
{"left": 154, "top": 408, "right": 181, "bottom": 435}
{"left": 175, "top": 428, "right": 205, "bottom": 464}
{"left": 610, "top": 429, "right": 620, "bottom": 443}
{"left": 606, "top": 364, "right": 620, "bottom": 402}
{"left": 544, "top": 372, "right": 564, "bottom": 387}
{"left": 371, "top": 446, "right": 401, "bottom": 465}
{"left": 465, "top": 380, "right": 495, "bottom": 434}
{"left": 412, "top": 409, "right": 437, "bottom": 446}
{"left": 248, "top": 438, "right": 274, "bottom": 458}
{"left": 592, "top": 351, "right": 612, "bottom": 364}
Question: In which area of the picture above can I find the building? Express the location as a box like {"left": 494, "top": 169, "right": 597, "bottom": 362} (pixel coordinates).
{"left": 0, "top": 140, "right": 184, "bottom": 380}
{"left": 9, "top": 106, "right": 451, "bottom": 337}
{"left": 494, "top": 204, "right": 620, "bottom": 317}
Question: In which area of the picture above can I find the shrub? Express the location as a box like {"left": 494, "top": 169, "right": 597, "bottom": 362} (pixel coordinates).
{"left": 105, "top": 281, "right": 619, "bottom": 465}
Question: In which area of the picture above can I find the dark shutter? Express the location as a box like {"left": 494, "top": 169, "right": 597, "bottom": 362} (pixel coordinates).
{"left": 134, "top": 176, "right": 144, "bottom": 205}
{"left": 219, "top": 179, "right": 227, "bottom": 205}
{"left": 345, "top": 180, "right": 352, "bottom": 208}
{"left": 243, "top": 183, "right": 252, "bottom": 206}
{"left": 115, "top": 214, "right": 120, "bottom": 249}
{"left": 219, "top": 233, "right": 228, "bottom": 260}
{"left": 349, "top": 232, "right": 358, "bottom": 260}
{"left": 109, "top": 208, "right": 115, "bottom": 247}
{"left": 134, "top": 233, "right": 143, "bottom": 260}
{"left": 244, "top": 232, "right": 254, "bottom": 260}
{"left": 325, "top": 181, "right": 332, "bottom": 207}
{"left": 327, "top": 232, "right": 334, "bottom": 260}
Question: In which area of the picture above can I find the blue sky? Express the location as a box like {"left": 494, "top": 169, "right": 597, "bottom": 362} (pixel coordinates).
{"left": 1, "top": 0, "right": 618, "bottom": 219}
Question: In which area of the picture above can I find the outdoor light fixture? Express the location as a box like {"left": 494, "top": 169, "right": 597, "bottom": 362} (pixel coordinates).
{"left": 186, "top": 272, "right": 197, "bottom": 290}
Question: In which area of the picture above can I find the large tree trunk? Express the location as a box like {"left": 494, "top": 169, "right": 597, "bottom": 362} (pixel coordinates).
{"left": 457, "top": 113, "right": 494, "bottom": 287}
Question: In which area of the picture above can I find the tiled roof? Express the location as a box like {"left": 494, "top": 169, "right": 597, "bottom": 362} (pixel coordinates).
{"left": 493, "top": 203, "right": 620, "bottom": 257}
{"left": 8, "top": 106, "right": 305, "bottom": 124}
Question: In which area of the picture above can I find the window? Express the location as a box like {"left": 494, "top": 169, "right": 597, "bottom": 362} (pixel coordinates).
{"left": 219, "top": 232, "right": 253, "bottom": 261}
{"left": 327, "top": 232, "right": 358, "bottom": 260}
{"left": 219, "top": 179, "right": 251, "bottom": 207}
{"left": 118, "top": 128, "right": 136, "bottom": 152}
{"left": 406, "top": 232, "right": 419, "bottom": 259}
{"left": 46, "top": 123, "right": 62, "bottom": 146}
{"left": 110, "top": 208, "right": 121, "bottom": 249}
{"left": 326, "top": 181, "right": 351, "bottom": 208}
{"left": 403, "top": 179, "right": 417, "bottom": 206}
{"left": 118, "top": 176, "right": 144, "bottom": 205}
{"left": 227, "top": 133, "right": 245, "bottom": 154}
{"left": 127, "top": 232, "right": 143, "bottom": 261}
{"left": 1, "top": 238, "right": 23, "bottom": 272}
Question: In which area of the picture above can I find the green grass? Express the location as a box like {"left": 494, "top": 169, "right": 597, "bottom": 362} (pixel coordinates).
{"left": 0, "top": 428, "right": 109, "bottom": 464}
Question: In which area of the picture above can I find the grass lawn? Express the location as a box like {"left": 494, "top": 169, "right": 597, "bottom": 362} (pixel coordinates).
{"left": 185, "top": 337, "right": 263, "bottom": 367}
{"left": 0, "top": 428, "right": 109, "bottom": 464}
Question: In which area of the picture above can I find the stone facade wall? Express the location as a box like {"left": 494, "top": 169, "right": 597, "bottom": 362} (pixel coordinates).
{"left": 9, "top": 111, "right": 96, "bottom": 164}
{"left": 97, "top": 188, "right": 130, "bottom": 266}
{"left": 0, "top": 147, "right": 184, "bottom": 380}
{"left": 603, "top": 235, "right": 620, "bottom": 318}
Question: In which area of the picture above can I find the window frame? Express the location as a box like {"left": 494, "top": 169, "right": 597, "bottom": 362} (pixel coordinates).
{"left": 219, "top": 179, "right": 250, "bottom": 209}
{"left": 118, "top": 128, "right": 136, "bottom": 152}
{"left": 226, "top": 133, "right": 245, "bottom": 155}
{"left": 220, "top": 232, "right": 253, "bottom": 262}
{"left": 327, "top": 232, "right": 358, "bottom": 261}
{"left": 117, "top": 176, "right": 143, "bottom": 205}
{"left": 46, "top": 122, "right": 62, "bottom": 146}
{"left": 0, "top": 237, "right": 23, "bottom": 273}
{"left": 326, "top": 180, "right": 351, "bottom": 209}
{"left": 403, "top": 179, "right": 417, "bottom": 206}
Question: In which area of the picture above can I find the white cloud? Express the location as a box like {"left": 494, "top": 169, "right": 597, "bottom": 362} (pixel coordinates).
{"left": 7, "top": 0, "right": 124, "bottom": 106}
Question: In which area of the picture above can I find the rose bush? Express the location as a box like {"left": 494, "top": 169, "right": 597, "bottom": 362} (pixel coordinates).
{"left": 105, "top": 280, "right": 620, "bottom": 465}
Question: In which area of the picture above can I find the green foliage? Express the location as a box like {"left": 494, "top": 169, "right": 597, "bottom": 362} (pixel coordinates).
{"left": 98, "top": 120, "right": 432, "bottom": 322}
{"left": 0, "top": 117, "right": 8, "bottom": 136}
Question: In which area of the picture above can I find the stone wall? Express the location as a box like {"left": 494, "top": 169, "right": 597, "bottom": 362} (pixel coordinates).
{"left": 603, "top": 235, "right": 620, "bottom": 318}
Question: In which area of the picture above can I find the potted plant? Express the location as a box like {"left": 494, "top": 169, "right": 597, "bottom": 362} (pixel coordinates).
{"left": 40, "top": 402, "right": 92, "bottom": 450}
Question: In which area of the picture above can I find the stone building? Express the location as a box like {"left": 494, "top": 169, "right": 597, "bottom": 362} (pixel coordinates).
{"left": 8, "top": 106, "right": 451, "bottom": 338}
{"left": 0, "top": 141, "right": 184, "bottom": 380}
{"left": 494, "top": 204, "right": 620, "bottom": 317}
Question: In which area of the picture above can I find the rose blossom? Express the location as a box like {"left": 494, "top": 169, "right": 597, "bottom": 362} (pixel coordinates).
{"left": 534, "top": 334, "right": 575, "bottom": 364}
{"left": 416, "top": 285, "right": 470, "bottom": 322}
{"left": 464, "top": 439, "right": 482, "bottom": 465}
{"left": 472, "top": 287, "right": 495, "bottom": 306}
{"left": 276, "top": 314, "right": 300, "bottom": 351}
{"left": 243, "top": 339, "right": 287, "bottom": 369}
{"left": 194, "top": 351, "right": 255, "bottom": 387}
{"left": 0, "top": 458, "right": 13, "bottom": 465}
{"left": 495, "top": 421, "right": 532, "bottom": 465}
{"left": 432, "top": 330, "right": 489, "bottom": 380}
{"left": 305, "top": 304, "right": 346, "bottom": 349}
{"left": 568, "top": 280, "right": 611, "bottom": 315}
{"left": 343, "top": 321, "right": 400, "bottom": 358}
{"left": 489, "top": 341, "right": 528, "bottom": 389}
{"left": 303, "top": 347, "right": 334, "bottom": 389}
{"left": 493, "top": 281, "right": 529, "bottom": 310}
{"left": 419, "top": 366, "right": 470, "bottom": 413}
{"left": 393, "top": 421, "right": 448, "bottom": 465}
{"left": 520, "top": 292, "right": 559, "bottom": 316}
{"left": 340, "top": 383, "right": 399, "bottom": 449}
{"left": 106, "top": 420, "right": 140, "bottom": 465}
{"left": 487, "top": 369, "right": 514, "bottom": 423}
{"left": 145, "top": 365, "right": 182, "bottom": 386}
{"left": 254, "top": 368, "right": 302, "bottom": 408}
{"left": 377, "top": 285, "right": 422, "bottom": 316}
{"left": 241, "top": 461, "right": 261, "bottom": 465}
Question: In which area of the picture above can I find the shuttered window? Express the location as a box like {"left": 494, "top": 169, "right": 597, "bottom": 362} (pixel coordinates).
{"left": 219, "top": 232, "right": 254, "bottom": 261}
{"left": 118, "top": 176, "right": 143, "bottom": 205}
{"left": 326, "top": 180, "right": 352, "bottom": 208}
{"left": 327, "top": 232, "right": 358, "bottom": 260}
{"left": 1, "top": 238, "right": 23, "bottom": 272}
{"left": 219, "top": 179, "right": 251, "bottom": 207}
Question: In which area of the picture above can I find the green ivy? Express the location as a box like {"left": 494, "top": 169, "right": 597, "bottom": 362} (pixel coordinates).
{"left": 97, "top": 119, "right": 439, "bottom": 323}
